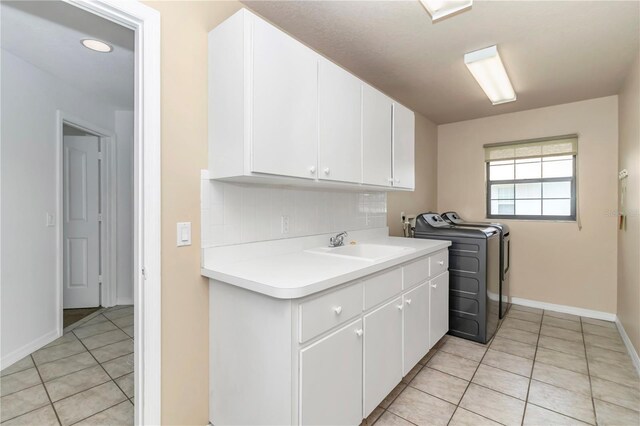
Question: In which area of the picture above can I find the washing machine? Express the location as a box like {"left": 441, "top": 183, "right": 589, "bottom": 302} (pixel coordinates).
{"left": 441, "top": 211, "right": 511, "bottom": 319}
{"left": 414, "top": 212, "right": 501, "bottom": 344}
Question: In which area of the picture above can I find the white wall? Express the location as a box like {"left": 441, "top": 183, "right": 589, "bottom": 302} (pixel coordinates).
{"left": 438, "top": 96, "right": 619, "bottom": 314}
{"left": 201, "top": 173, "right": 387, "bottom": 247}
{"left": 0, "top": 49, "right": 132, "bottom": 365}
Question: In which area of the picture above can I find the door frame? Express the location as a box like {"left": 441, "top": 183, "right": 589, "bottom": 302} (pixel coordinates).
{"left": 60, "top": 1, "right": 161, "bottom": 424}
{"left": 57, "top": 114, "right": 117, "bottom": 314}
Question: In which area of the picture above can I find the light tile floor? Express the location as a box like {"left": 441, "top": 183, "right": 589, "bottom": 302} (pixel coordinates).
{"left": 366, "top": 305, "right": 640, "bottom": 426}
{"left": 1, "top": 306, "right": 134, "bottom": 426}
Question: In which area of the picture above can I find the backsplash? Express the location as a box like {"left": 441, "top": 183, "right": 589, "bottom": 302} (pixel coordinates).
{"left": 201, "top": 171, "right": 387, "bottom": 247}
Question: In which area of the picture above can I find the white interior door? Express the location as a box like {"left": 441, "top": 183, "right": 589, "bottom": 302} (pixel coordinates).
{"left": 63, "top": 135, "right": 100, "bottom": 308}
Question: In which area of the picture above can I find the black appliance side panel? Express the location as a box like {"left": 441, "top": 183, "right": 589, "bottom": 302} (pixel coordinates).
{"left": 412, "top": 234, "right": 489, "bottom": 344}
{"left": 448, "top": 238, "right": 488, "bottom": 343}
{"left": 486, "top": 235, "right": 500, "bottom": 340}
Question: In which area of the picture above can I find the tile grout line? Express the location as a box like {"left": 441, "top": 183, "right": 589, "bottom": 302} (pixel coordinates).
{"left": 445, "top": 317, "right": 511, "bottom": 426}
{"left": 581, "top": 316, "right": 599, "bottom": 425}
{"left": 519, "top": 308, "right": 544, "bottom": 426}
{"left": 29, "top": 353, "right": 63, "bottom": 426}
{"left": 78, "top": 310, "right": 136, "bottom": 402}
{"left": 33, "top": 334, "right": 131, "bottom": 370}
{"left": 67, "top": 399, "right": 129, "bottom": 425}
{"left": 1, "top": 307, "right": 134, "bottom": 425}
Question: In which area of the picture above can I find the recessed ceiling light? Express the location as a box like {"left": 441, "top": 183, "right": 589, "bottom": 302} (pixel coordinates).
{"left": 419, "top": 0, "right": 473, "bottom": 22}
{"left": 464, "top": 45, "right": 517, "bottom": 105}
{"left": 81, "top": 39, "right": 113, "bottom": 53}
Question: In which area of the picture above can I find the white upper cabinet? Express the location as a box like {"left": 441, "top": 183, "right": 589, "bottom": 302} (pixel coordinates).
{"left": 362, "top": 84, "right": 393, "bottom": 187}
{"left": 208, "top": 8, "right": 415, "bottom": 191}
{"left": 318, "top": 58, "right": 362, "bottom": 183}
{"left": 252, "top": 17, "right": 318, "bottom": 179}
{"left": 393, "top": 102, "right": 416, "bottom": 190}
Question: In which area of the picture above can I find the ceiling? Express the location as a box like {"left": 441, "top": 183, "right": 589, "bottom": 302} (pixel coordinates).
{"left": 1, "top": 1, "right": 134, "bottom": 110}
{"left": 243, "top": 1, "right": 640, "bottom": 124}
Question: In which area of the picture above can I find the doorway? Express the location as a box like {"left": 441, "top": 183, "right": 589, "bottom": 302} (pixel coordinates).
{"left": 62, "top": 125, "right": 102, "bottom": 316}
{"left": 0, "top": 0, "right": 160, "bottom": 423}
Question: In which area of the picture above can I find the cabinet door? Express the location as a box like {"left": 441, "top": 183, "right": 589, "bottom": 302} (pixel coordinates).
{"left": 392, "top": 103, "right": 415, "bottom": 190}
{"left": 429, "top": 272, "right": 450, "bottom": 348}
{"left": 252, "top": 17, "right": 318, "bottom": 179}
{"left": 363, "top": 298, "right": 403, "bottom": 417}
{"left": 362, "top": 84, "right": 393, "bottom": 187}
{"left": 300, "top": 319, "right": 363, "bottom": 426}
{"left": 318, "top": 58, "right": 362, "bottom": 183}
{"left": 403, "top": 283, "right": 429, "bottom": 375}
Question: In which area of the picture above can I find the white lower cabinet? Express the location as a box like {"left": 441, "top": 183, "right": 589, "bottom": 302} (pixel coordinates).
{"left": 403, "top": 283, "right": 430, "bottom": 375}
{"left": 209, "top": 249, "right": 450, "bottom": 426}
{"left": 363, "top": 298, "right": 403, "bottom": 417}
{"left": 300, "top": 319, "right": 364, "bottom": 426}
{"left": 429, "top": 271, "right": 450, "bottom": 348}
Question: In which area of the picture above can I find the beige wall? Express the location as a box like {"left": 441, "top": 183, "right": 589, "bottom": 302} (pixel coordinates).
{"left": 617, "top": 54, "right": 640, "bottom": 353}
{"left": 387, "top": 113, "right": 438, "bottom": 236}
{"left": 438, "top": 96, "right": 619, "bottom": 313}
{"left": 143, "top": 1, "right": 242, "bottom": 424}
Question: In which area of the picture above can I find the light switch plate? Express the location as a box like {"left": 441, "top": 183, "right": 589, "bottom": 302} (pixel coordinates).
{"left": 46, "top": 212, "right": 55, "bottom": 227}
{"left": 177, "top": 222, "right": 192, "bottom": 246}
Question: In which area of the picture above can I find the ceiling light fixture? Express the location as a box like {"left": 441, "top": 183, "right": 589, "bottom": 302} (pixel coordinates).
{"left": 419, "top": 0, "right": 473, "bottom": 22}
{"left": 81, "top": 39, "right": 113, "bottom": 53}
{"left": 464, "top": 45, "right": 516, "bottom": 105}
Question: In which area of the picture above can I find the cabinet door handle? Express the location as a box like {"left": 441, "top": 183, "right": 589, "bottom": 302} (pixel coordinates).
{"left": 333, "top": 306, "right": 342, "bottom": 315}
{"left": 323, "top": 168, "right": 330, "bottom": 175}
{"left": 405, "top": 298, "right": 412, "bottom": 305}
{"left": 431, "top": 283, "right": 437, "bottom": 288}
{"left": 438, "top": 260, "right": 445, "bottom": 266}
{"left": 397, "top": 304, "right": 404, "bottom": 311}
{"left": 355, "top": 329, "right": 364, "bottom": 337}
{"left": 309, "top": 166, "right": 316, "bottom": 174}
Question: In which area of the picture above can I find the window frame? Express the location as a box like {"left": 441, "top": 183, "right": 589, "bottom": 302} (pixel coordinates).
{"left": 486, "top": 155, "right": 577, "bottom": 221}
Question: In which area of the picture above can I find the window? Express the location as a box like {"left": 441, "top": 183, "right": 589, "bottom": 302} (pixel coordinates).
{"left": 485, "top": 135, "right": 577, "bottom": 220}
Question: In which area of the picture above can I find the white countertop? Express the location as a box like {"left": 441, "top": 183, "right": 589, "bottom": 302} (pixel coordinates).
{"left": 201, "top": 231, "right": 451, "bottom": 299}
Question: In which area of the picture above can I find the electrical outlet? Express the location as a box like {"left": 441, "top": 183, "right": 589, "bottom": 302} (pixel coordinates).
{"left": 281, "top": 215, "right": 290, "bottom": 234}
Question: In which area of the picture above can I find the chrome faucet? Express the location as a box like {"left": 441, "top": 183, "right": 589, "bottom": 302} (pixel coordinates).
{"left": 329, "top": 231, "right": 348, "bottom": 247}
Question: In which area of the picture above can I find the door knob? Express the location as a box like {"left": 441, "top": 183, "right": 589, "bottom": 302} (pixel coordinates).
{"left": 309, "top": 166, "right": 316, "bottom": 174}
{"left": 397, "top": 304, "right": 404, "bottom": 311}
{"left": 431, "top": 283, "right": 437, "bottom": 288}
{"left": 405, "top": 298, "right": 412, "bottom": 305}
{"left": 438, "top": 261, "right": 444, "bottom": 266}
{"left": 324, "top": 168, "right": 330, "bottom": 175}
{"left": 333, "top": 306, "right": 342, "bottom": 315}
{"left": 395, "top": 178, "right": 400, "bottom": 183}
{"left": 355, "top": 329, "right": 364, "bottom": 337}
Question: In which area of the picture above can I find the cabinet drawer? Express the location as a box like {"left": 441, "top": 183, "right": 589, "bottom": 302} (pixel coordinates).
{"left": 364, "top": 268, "right": 402, "bottom": 310}
{"left": 430, "top": 250, "right": 449, "bottom": 277}
{"left": 300, "top": 282, "right": 363, "bottom": 343}
{"left": 403, "top": 257, "right": 429, "bottom": 290}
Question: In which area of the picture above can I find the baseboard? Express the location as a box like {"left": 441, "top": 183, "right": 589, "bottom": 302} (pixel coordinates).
{"left": 116, "top": 297, "right": 134, "bottom": 306}
{"left": 0, "top": 329, "right": 60, "bottom": 370}
{"left": 511, "top": 297, "right": 617, "bottom": 321}
{"left": 615, "top": 317, "right": 640, "bottom": 377}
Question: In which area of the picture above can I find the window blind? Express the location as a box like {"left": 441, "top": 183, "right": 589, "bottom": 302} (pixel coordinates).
{"left": 484, "top": 135, "right": 578, "bottom": 162}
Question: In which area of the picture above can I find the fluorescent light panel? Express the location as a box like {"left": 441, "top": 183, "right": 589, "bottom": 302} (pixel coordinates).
{"left": 419, "top": 0, "right": 473, "bottom": 22}
{"left": 464, "top": 45, "right": 516, "bottom": 105}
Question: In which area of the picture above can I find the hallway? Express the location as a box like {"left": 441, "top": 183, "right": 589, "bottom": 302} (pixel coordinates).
{"left": 0, "top": 306, "right": 134, "bottom": 425}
